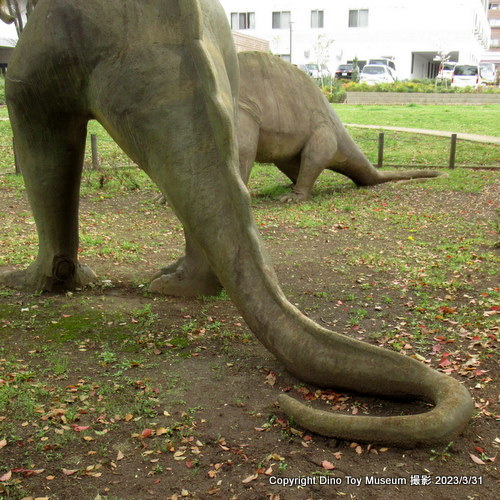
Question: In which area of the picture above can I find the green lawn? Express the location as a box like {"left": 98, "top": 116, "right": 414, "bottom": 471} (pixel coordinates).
{"left": 332, "top": 104, "right": 500, "bottom": 137}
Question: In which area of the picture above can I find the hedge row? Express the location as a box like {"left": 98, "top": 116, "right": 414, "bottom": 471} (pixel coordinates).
{"left": 322, "top": 79, "right": 500, "bottom": 103}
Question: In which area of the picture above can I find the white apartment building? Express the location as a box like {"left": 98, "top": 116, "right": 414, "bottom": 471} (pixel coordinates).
{"left": 0, "top": 1, "right": 491, "bottom": 76}
{"left": 221, "top": 0, "right": 491, "bottom": 79}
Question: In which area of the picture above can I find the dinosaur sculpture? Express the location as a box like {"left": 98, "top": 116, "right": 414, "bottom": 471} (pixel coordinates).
{"left": 1, "top": 0, "right": 472, "bottom": 447}
{"left": 237, "top": 51, "right": 441, "bottom": 202}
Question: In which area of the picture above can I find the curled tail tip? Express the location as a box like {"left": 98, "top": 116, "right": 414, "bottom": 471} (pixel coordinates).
{"left": 277, "top": 379, "right": 473, "bottom": 448}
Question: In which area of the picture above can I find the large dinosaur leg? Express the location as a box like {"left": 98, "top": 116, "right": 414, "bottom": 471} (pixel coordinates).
{"left": 1, "top": 107, "right": 96, "bottom": 291}
{"left": 150, "top": 109, "right": 261, "bottom": 296}
{"left": 150, "top": 229, "right": 222, "bottom": 296}
{"left": 280, "top": 126, "right": 338, "bottom": 202}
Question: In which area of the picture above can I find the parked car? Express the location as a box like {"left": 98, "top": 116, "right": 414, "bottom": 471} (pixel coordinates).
{"left": 451, "top": 64, "right": 481, "bottom": 88}
{"left": 359, "top": 64, "right": 395, "bottom": 85}
{"left": 437, "top": 62, "right": 457, "bottom": 81}
{"left": 479, "top": 62, "right": 496, "bottom": 85}
{"left": 335, "top": 63, "right": 357, "bottom": 80}
{"left": 300, "top": 63, "right": 329, "bottom": 80}
{"left": 367, "top": 57, "right": 397, "bottom": 79}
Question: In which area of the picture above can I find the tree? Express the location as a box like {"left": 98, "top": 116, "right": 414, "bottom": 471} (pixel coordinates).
{"left": 313, "top": 34, "right": 334, "bottom": 87}
{"left": 351, "top": 56, "right": 360, "bottom": 82}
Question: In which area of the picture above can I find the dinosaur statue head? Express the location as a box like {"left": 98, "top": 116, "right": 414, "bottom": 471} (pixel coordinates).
{"left": 0, "top": 0, "right": 14, "bottom": 24}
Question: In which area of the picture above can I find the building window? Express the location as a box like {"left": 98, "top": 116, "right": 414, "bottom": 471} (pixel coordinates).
{"left": 348, "top": 9, "right": 369, "bottom": 27}
{"left": 311, "top": 10, "right": 324, "bottom": 28}
{"left": 231, "top": 12, "right": 255, "bottom": 30}
{"left": 272, "top": 11, "right": 291, "bottom": 29}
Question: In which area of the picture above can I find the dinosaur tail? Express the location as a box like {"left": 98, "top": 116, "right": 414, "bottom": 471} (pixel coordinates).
{"left": 150, "top": 0, "right": 470, "bottom": 448}
{"left": 278, "top": 368, "right": 473, "bottom": 447}
{"left": 329, "top": 119, "right": 442, "bottom": 186}
{"left": 259, "top": 309, "right": 474, "bottom": 448}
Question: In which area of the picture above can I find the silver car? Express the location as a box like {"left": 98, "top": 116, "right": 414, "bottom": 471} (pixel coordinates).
{"left": 359, "top": 64, "right": 395, "bottom": 85}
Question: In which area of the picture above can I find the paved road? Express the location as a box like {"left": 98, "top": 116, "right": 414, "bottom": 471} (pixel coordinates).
{"left": 345, "top": 124, "right": 500, "bottom": 144}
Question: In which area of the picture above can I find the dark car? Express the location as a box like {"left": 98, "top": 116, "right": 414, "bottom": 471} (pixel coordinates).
{"left": 335, "top": 63, "right": 357, "bottom": 79}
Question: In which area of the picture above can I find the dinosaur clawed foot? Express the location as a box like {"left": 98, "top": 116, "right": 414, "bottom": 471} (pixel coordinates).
{"left": 0, "top": 261, "right": 97, "bottom": 292}
{"left": 150, "top": 259, "right": 222, "bottom": 297}
{"left": 279, "top": 191, "right": 311, "bottom": 203}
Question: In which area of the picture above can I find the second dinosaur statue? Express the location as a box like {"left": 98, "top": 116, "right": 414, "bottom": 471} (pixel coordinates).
{"left": 238, "top": 51, "right": 441, "bottom": 202}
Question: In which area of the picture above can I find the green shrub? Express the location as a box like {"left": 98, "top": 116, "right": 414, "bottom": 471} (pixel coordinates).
{"left": 340, "top": 80, "right": 500, "bottom": 94}
{"left": 321, "top": 80, "right": 347, "bottom": 103}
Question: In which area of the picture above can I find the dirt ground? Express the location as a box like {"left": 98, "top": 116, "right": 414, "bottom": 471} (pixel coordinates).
{"left": 0, "top": 170, "right": 498, "bottom": 500}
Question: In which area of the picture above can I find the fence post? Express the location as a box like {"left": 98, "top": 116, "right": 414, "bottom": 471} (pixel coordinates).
{"left": 377, "top": 132, "right": 384, "bottom": 168}
{"left": 449, "top": 134, "right": 457, "bottom": 169}
{"left": 91, "top": 134, "right": 99, "bottom": 169}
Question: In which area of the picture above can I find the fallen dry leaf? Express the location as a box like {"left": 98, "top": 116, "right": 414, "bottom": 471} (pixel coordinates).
{"left": 0, "top": 470, "right": 12, "bottom": 482}
{"left": 469, "top": 453, "right": 486, "bottom": 465}
{"left": 62, "top": 468, "right": 78, "bottom": 476}
{"left": 141, "top": 428, "right": 154, "bottom": 439}
{"left": 321, "top": 460, "right": 335, "bottom": 470}
{"left": 116, "top": 450, "right": 124, "bottom": 461}
{"left": 242, "top": 473, "right": 259, "bottom": 483}
{"left": 0, "top": 439, "right": 6, "bottom": 449}
{"left": 264, "top": 371, "right": 276, "bottom": 386}
{"left": 72, "top": 425, "right": 89, "bottom": 432}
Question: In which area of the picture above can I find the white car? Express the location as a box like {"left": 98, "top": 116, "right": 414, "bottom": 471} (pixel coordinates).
{"left": 301, "top": 63, "right": 329, "bottom": 80}
{"left": 479, "top": 62, "right": 496, "bottom": 85}
{"left": 367, "top": 58, "right": 397, "bottom": 80}
{"left": 451, "top": 64, "right": 481, "bottom": 88}
{"left": 359, "top": 65, "right": 395, "bottom": 85}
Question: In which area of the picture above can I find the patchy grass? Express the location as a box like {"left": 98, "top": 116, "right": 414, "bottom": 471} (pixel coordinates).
{"left": 345, "top": 128, "right": 500, "bottom": 167}
{"left": 0, "top": 162, "right": 498, "bottom": 499}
